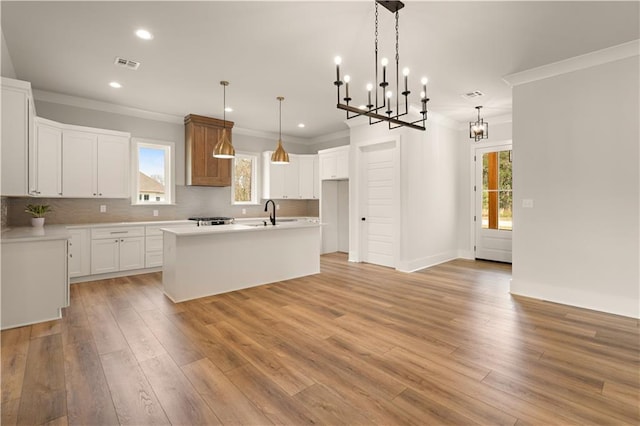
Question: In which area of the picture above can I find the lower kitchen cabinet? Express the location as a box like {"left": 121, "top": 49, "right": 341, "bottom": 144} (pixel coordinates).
{"left": 68, "top": 228, "right": 90, "bottom": 277}
{"left": 1, "top": 238, "right": 69, "bottom": 329}
{"left": 91, "top": 226, "right": 145, "bottom": 274}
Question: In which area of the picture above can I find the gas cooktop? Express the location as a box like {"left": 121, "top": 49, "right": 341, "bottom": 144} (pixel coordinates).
{"left": 188, "top": 217, "right": 234, "bottom": 226}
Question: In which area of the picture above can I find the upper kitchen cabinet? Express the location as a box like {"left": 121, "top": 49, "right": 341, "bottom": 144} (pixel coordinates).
{"left": 262, "top": 152, "right": 317, "bottom": 200}
{"left": 62, "top": 126, "right": 130, "bottom": 198}
{"left": 30, "top": 118, "right": 63, "bottom": 197}
{"left": 319, "top": 145, "right": 349, "bottom": 180}
{"left": 185, "top": 114, "right": 233, "bottom": 187}
{"left": 1, "top": 77, "right": 35, "bottom": 196}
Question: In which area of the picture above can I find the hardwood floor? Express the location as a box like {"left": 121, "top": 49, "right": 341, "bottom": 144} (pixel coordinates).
{"left": 2, "top": 253, "right": 638, "bottom": 425}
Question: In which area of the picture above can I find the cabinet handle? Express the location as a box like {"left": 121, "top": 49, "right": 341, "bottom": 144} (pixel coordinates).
{"left": 115, "top": 239, "right": 119, "bottom": 242}
{"left": 58, "top": 192, "right": 62, "bottom": 195}
{"left": 110, "top": 231, "right": 128, "bottom": 234}
{"left": 69, "top": 254, "right": 73, "bottom": 258}
{"left": 99, "top": 193, "right": 103, "bottom": 196}
{"left": 120, "top": 239, "right": 124, "bottom": 242}
{"left": 93, "top": 193, "right": 97, "bottom": 196}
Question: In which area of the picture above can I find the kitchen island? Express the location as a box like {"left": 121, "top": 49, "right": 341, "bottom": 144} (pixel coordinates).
{"left": 161, "top": 220, "right": 321, "bottom": 302}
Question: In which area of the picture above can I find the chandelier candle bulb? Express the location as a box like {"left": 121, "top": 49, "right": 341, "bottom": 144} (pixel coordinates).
{"left": 344, "top": 75, "right": 351, "bottom": 102}
{"left": 367, "top": 83, "right": 373, "bottom": 108}
{"left": 334, "top": 56, "right": 342, "bottom": 85}
{"left": 402, "top": 67, "right": 410, "bottom": 95}
{"left": 381, "top": 58, "right": 388, "bottom": 87}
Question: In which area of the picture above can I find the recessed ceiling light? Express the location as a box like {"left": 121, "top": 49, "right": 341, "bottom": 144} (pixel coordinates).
{"left": 135, "top": 29, "right": 154, "bottom": 40}
{"left": 109, "top": 81, "right": 122, "bottom": 89}
{"left": 224, "top": 107, "right": 233, "bottom": 112}
{"left": 297, "top": 123, "right": 305, "bottom": 128}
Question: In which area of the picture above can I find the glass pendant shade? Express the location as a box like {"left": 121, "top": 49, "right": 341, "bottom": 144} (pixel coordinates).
{"left": 271, "top": 139, "right": 289, "bottom": 164}
{"left": 213, "top": 128, "right": 235, "bottom": 158}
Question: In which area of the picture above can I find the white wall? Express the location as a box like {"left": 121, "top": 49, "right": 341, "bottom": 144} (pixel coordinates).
{"left": 511, "top": 55, "right": 639, "bottom": 318}
{"left": 348, "top": 113, "right": 460, "bottom": 272}
{"left": 34, "top": 100, "right": 316, "bottom": 186}
{"left": 1, "top": 29, "right": 17, "bottom": 78}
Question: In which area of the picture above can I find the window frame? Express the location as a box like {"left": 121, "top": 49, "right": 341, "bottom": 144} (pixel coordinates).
{"left": 231, "top": 151, "right": 260, "bottom": 205}
{"left": 130, "top": 137, "right": 176, "bottom": 206}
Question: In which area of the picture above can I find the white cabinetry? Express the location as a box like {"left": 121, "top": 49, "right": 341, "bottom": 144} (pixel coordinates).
{"left": 63, "top": 128, "right": 130, "bottom": 198}
{"left": 91, "top": 226, "right": 145, "bottom": 274}
{"left": 68, "top": 228, "right": 90, "bottom": 277}
{"left": 30, "top": 118, "right": 63, "bottom": 197}
{"left": 1, "top": 238, "right": 69, "bottom": 329}
{"left": 262, "top": 152, "right": 318, "bottom": 200}
{"left": 145, "top": 225, "right": 165, "bottom": 268}
{"left": 1, "top": 77, "right": 34, "bottom": 196}
{"left": 319, "top": 146, "right": 349, "bottom": 180}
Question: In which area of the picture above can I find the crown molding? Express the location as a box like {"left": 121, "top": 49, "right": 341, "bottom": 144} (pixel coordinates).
{"left": 503, "top": 39, "right": 640, "bottom": 87}
{"left": 33, "top": 89, "right": 185, "bottom": 124}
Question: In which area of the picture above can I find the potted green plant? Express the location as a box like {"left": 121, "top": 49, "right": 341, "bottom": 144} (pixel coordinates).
{"left": 25, "top": 204, "right": 52, "bottom": 227}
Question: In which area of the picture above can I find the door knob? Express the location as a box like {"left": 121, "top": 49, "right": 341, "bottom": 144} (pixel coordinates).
{"left": 361, "top": 217, "right": 366, "bottom": 221}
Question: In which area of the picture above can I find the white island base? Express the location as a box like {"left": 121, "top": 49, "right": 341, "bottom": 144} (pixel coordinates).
{"left": 161, "top": 223, "right": 321, "bottom": 302}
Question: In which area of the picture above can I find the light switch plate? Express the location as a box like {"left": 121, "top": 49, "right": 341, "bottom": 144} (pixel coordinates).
{"left": 100, "top": 205, "right": 107, "bottom": 213}
{"left": 522, "top": 199, "right": 534, "bottom": 208}
{"left": 153, "top": 210, "right": 159, "bottom": 217}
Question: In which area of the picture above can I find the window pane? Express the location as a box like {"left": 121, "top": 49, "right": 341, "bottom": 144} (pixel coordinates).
{"left": 498, "top": 150, "right": 512, "bottom": 191}
{"left": 234, "top": 157, "right": 253, "bottom": 202}
{"left": 499, "top": 190, "right": 512, "bottom": 230}
{"left": 138, "top": 146, "right": 166, "bottom": 203}
{"left": 482, "top": 190, "right": 489, "bottom": 229}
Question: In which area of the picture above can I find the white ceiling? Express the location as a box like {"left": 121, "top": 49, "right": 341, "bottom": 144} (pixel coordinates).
{"left": 2, "top": 1, "right": 638, "bottom": 141}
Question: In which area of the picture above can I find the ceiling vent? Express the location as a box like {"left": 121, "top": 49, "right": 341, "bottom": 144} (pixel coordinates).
{"left": 462, "top": 90, "right": 485, "bottom": 100}
{"left": 114, "top": 57, "right": 141, "bottom": 70}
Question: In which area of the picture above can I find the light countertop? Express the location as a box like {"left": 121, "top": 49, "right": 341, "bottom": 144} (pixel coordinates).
{"left": 1, "top": 225, "right": 71, "bottom": 243}
{"left": 162, "top": 219, "right": 321, "bottom": 237}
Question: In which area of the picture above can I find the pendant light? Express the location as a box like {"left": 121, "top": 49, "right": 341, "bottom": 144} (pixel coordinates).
{"left": 271, "top": 96, "right": 289, "bottom": 164}
{"left": 213, "top": 81, "right": 235, "bottom": 159}
{"left": 469, "top": 106, "right": 489, "bottom": 142}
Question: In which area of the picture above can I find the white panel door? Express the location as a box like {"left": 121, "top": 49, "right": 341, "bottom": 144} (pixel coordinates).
{"left": 33, "top": 123, "right": 63, "bottom": 197}
{"left": 119, "top": 237, "right": 145, "bottom": 271}
{"left": 298, "top": 156, "right": 315, "bottom": 199}
{"left": 63, "top": 131, "right": 98, "bottom": 197}
{"left": 361, "top": 145, "right": 395, "bottom": 268}
{"left": 91, "top": 238, "right": 119, "bottom": 274}
{"left": 97, "top": 135, "right": 129, "bottom": 198}
{"left": 475, "top": 145, "right": 513, "bottom": 262}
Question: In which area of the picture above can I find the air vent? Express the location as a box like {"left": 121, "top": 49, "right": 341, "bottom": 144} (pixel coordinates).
{"left": 462, "top": 90, "right": 485, "bottom": 100}
{"left": 114, "top": 57, "right": 141, "bottom": 70}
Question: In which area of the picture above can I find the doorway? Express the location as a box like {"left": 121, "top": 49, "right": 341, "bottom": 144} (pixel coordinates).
{"left": 360, "top": 142, "right": 397, "bottom": 268}
{"left": 475, "top": 144, "right": 512, "bottom": 262}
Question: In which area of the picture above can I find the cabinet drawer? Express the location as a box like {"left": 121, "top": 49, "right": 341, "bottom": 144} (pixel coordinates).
{"left": 91, "top": 226, "right": 144, "bottom": 239}
{"left": 145, "top": 252, "right": 163, "bottom": 268}
{"left": 146, "top": 235, "right": 163, "bottom": 251}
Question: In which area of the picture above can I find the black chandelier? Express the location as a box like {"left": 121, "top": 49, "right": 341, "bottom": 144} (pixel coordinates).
{"left": 469, "top": 106, "right": 489, "bottom": 142}
{"left": 333, "top": 0, "right": 429, "bottom": 131}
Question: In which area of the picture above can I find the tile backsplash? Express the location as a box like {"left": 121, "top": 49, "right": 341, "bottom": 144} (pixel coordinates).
{"left": 5, "top": 186, "right": 319, "bottom": 226}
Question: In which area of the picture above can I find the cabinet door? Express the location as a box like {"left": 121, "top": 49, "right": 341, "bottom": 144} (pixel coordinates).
{"left": 283, "top": 155, "right": 300, "bottom": 199}
{"left": 33, "top": 123, "right": 62, "bottom": 197}
{"left": 119, "top": 237, "right": 145, "bottom": 271}
{"left": 320, "top": 153, "right": 337, "bottom": 180}
{"left": 1, "top": 85, "right": 30, "bottom": 196}
{"left": 336, "top": 149, "right": 349, "bottom": 179}
{"left": 263, "top": 152, "right": 286, "bottom": 199}
{"left": 186, "top": 119, "right": 232, "bottom": 187}
{"left": 97, "top": 135, "right": 129, "bottom": 198}
{"left": 68, "top": 228, "right": 90, "bottom": 278}
{"left": 63, "top": 131, "right": 98, "bottom": 197}
{"left": 313, "top": 156, "right": 319, "bottom": 199}
{"left": 298, "top": 156, "right": 315, "bottom": 199}
{"left": 91, "top": 238, "right": 119, "bottom": 274}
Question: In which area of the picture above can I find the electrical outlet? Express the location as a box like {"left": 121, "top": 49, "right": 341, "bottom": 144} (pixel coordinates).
{"left": 522, "top": 199, "right": 534, "bottom": 208}
{"left": 153, "top": 210, "right": 159, "bottom": 217}
{"left": 242, "top": 208, "right": 246, "bottom": 215}
{"left": 100, "top": 205, "right": 107, "bottom": 213}
{"left": 276, "top": 204, "right": 280, "bottom": 210}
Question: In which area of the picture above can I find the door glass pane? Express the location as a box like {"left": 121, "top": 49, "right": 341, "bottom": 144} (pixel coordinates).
{"left": 481, "top": 149, "right": 512, "bottom": 231}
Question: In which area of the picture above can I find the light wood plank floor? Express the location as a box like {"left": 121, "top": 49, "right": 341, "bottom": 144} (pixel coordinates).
{"left": 2, "top": 253, "right": 638, "bottom": 425}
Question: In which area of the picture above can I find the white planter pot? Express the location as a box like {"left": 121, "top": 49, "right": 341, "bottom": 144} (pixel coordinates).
{"left": 31, "top": 217, "right": 45, "bottom": 227}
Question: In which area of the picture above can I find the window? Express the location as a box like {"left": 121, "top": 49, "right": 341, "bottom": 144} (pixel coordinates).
{"left": 232, "top": 152, "right": 259, "bottom": 204}
{"left": 481, "top": 149, "right": 512, "bottom": 230}
{"left": 131, "top": 138, "right": 175, "bottom": 205}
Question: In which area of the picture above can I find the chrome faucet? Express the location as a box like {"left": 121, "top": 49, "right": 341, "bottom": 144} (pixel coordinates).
{"left": 264, "top": 199, "right": 276, "bottom": 226}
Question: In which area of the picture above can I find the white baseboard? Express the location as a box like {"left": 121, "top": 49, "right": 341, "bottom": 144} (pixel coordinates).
{"left": 510, "top": 279, "right": 640, "bottom": 319}
{"left": 70, "top": 266, "right": 162, "bottom": 284}
{"left": 457, "top": 249, "right": 475, "bottom": 260}
{"left": 396, "top": 251, "right": 458, "bottom": 273}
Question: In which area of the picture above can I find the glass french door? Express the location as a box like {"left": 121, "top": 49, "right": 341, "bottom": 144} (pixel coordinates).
{"left": 475, "top": 145, "right": 512, "bottom": 262}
